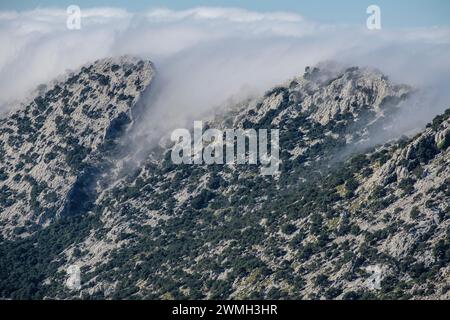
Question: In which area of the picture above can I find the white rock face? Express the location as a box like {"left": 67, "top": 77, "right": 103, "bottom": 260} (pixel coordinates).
{"left": 66, "top": 264, "right": 81, "bottom": 291}
{"left": 435, "top": 126, "right": 449, "bottom": 149}
{"left": 365, "top": 265, "right": 389, "bottom": 290}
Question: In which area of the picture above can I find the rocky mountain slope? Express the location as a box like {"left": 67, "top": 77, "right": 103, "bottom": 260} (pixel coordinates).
{"left": 0, "top": 57, "right": 448, "bottom": 300}
{"left": 0, "top": 56, "right": 154, "bottom": 238}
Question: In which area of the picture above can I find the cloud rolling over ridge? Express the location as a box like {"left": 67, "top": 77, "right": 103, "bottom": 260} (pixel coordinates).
{"left": 1, "top": 6, "right": 450, "bottom": 149}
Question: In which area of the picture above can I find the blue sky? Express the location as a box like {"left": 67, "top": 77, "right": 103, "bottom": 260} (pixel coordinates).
{"left": 1, "top": 0, "right": 449, "bottom": 28}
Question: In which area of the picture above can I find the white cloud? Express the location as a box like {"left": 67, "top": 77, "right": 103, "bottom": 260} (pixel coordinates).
{"left": 0, "top": 6, "right": 449, "bottom": 149}
{"left": 145, "top": 7, "right": 303, "bottom": 23}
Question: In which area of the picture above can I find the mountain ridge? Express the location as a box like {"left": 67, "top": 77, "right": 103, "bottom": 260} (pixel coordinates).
{"left": 0, "top": 56, "right": 155, "bottom": 238}
{"left": 0, "top": 56, "right": 448, "bottom": 300}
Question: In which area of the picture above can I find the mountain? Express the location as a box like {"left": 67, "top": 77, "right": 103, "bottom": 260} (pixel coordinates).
{"left": 0, "top": 57, "right": 448, "bottom": 300}
{"left": 0, "top": 56, "right": 155, "bottom": 238}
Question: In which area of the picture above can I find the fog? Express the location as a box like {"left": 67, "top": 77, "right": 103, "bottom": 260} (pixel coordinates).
{"left": 1, "top": 6, "right": 450, "bottom": 155}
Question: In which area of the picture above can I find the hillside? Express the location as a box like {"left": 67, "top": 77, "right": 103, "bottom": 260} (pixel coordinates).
{"left": 0, "top": 56, "right": 155, "bottom": 238}
{"left": 0, "top": 57, "right": 448, "bottom": 300}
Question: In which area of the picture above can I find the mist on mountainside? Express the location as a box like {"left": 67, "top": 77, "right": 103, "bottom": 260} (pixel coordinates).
{"left": 1, "top": 7, "right": 450, "bottom": 152}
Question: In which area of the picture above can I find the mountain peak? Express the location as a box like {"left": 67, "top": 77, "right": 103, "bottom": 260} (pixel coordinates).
{"left": 0, "top": 57, "right": 155, "bottom": 237}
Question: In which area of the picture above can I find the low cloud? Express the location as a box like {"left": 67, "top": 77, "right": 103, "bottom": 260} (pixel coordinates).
{"left": 1, "top": 6, "right": 450, "bottom": 151}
